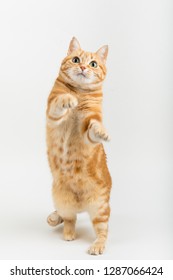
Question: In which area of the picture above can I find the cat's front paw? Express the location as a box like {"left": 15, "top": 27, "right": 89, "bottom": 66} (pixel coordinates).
{"left": 88, "top": 120, "right": 110, "bottom": 143}
{"left": 58, "top": 94, "right": 78, "bottom": 110}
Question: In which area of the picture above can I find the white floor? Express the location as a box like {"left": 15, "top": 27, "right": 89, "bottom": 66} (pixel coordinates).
{"left": 0, "top": 156, "right": 172, "bottom": 260}
{"left": 0, "top": 211, "right": 172, "bottom": 260}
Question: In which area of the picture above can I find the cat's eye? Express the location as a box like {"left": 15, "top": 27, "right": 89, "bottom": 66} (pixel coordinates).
{"left": 72, "top": 56, "right": 80, "bottom": 63}
{"left": 89, "top": 61, "right": 98, "bottom": 68}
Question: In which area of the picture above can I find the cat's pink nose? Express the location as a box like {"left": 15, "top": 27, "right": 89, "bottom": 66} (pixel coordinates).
{"left": 80, "top": 65, "right": 86, "bottom": 71}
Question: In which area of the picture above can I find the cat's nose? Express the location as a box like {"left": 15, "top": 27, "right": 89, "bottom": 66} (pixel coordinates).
{"left": 80, "top": 65, "right": 86, "bottom": 71}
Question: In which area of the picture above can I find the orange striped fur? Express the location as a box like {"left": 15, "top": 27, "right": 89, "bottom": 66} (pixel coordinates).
{"left": 46, "top": 37, "right": 112, "bottom": 255}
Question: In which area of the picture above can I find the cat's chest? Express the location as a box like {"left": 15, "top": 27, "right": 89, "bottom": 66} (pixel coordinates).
{"left": 53, "top": 113, "right": 81, "bottom": 152}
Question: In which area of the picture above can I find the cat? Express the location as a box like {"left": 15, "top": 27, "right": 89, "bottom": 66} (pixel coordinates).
{"left": 46, "top": 37, "right": 112, "bottom": 255}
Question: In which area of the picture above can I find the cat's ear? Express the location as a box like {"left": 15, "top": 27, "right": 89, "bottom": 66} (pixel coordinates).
{"left": 96, "top": 45, "right": 108, "bottom": 63}
{"left": 67, "top": 37, "right": 81, "bottom": 55}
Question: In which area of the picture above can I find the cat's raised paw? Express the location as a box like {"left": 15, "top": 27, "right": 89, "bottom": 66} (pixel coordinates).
{"left": 88, "top": 120, "right": 110, "bottom": 143}
{"left": 58, "top": 93, "right": 78, "bottom": 109}
{"left": 88, "top": 242, "right": 105, "bottom": 255}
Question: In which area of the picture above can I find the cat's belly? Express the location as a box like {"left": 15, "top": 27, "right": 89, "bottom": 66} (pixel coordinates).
{"left": 52, "top": 161, "right": 99, "bottom": 215}
{"left": 47, "top": 123, "right": 106, "bottom": 216}
{"left": 48, "top": 122, "right": 91, "bottom": 180}
{"left": 52, "top": 178, "right": 94, "bottom": 215}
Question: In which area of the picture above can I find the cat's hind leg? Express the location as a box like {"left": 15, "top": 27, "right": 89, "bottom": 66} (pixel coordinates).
{"left": 88, "top": 205, "right": 110, "bottom": 255}
{"left": 47, "top": 211, "right": 63, "bottom": 227}
{"left": 63, "top": 216, "right": 77, "bottom": 241}
{"left": 88, "top": 221, "right": 108, "bottom": 255}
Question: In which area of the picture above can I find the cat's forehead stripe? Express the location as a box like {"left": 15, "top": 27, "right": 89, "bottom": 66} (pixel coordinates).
{"left": 79, "top": 51, "right": 95, "bottom": 62}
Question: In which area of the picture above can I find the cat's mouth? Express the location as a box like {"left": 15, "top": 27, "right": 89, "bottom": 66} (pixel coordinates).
{"left": 77, "top": 72, "right": 87, "bottom": 78}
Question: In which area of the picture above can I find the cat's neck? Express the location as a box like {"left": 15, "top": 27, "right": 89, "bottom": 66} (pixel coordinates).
{"left": 57, "top": 75, "right": 103, "bottom": 95}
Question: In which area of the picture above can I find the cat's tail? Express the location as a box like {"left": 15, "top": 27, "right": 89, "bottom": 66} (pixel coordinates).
{"left": 47, "top": 211, "right": 63, "bottom": 227}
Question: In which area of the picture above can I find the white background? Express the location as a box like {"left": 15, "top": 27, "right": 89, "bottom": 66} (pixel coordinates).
{"left": 0, "top": 0, "right": 172, "bottom": 260}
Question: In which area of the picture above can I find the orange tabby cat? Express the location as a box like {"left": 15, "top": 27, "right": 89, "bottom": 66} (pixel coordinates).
{"left": 46, "top": 37, "right": 112, "bottom": 255}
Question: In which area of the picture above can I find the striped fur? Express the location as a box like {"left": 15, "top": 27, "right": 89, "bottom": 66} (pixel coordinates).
{"left": 46, "top": 37, "right": 112, "bottom": 255}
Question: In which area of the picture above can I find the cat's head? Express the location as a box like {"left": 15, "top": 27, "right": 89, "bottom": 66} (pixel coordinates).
{"left": 59, "top": 37, "right": 108, "bottom": 90}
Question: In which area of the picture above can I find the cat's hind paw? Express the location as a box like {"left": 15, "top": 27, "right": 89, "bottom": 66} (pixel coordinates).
{"left": 47, "top": 211, "right": 63, "bottom": 227}
{"left": 64, "top": 231, "right": 76, "bottom": 241}
{"left": 88, "top": 241, "right": 105, "bottom": 255}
